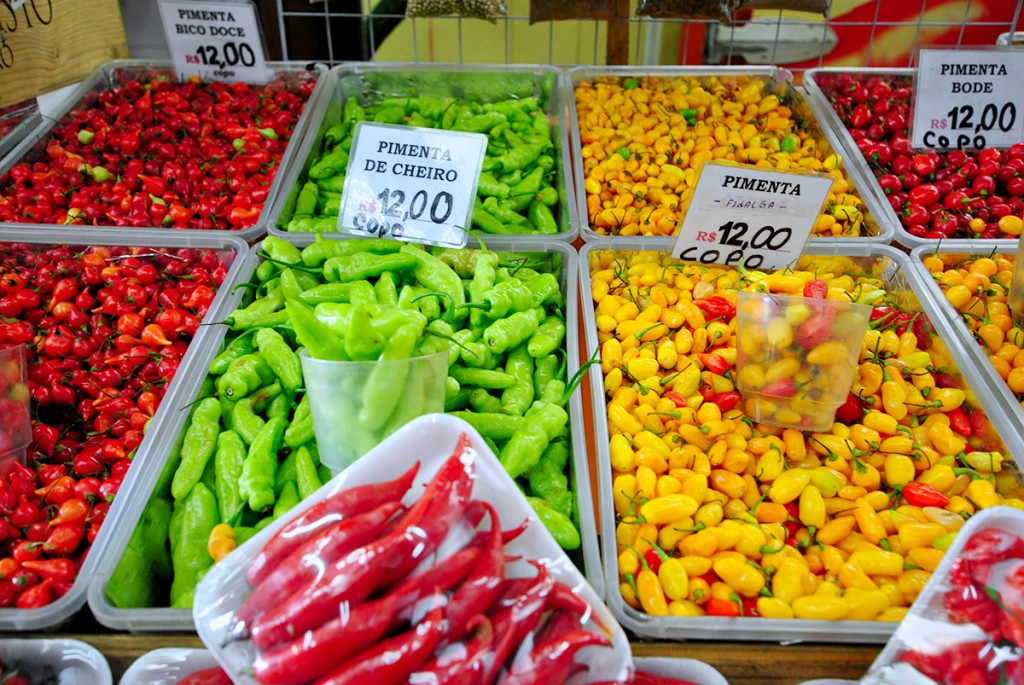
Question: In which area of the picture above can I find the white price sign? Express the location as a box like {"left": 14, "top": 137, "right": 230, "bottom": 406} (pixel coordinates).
{"left": 670, "top": 162, "right": 833, "bottom": 271}
{"left": 158, "top": 0, "right": 268, "bottom": 84}
{"left": 339, "top": 122, "right": 487, "bottom": 248}
{"left": 912, "top": 48, "right": 1024, "bottom": 151}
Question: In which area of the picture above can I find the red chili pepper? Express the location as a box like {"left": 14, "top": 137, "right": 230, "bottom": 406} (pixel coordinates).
{"left": 497, "top": 629, "right": 610, "bottom": 685}
{"left": 237, "top": 501, "right": 404, "bottom": 629}
{"left": 174, "top": 667, "right": 232, "bottom": 685}
{"left": 795, "top": 310, "right": 836, "bottom": 350}
{"left": 311, "top": 606, "right": 446, "bottom": 685}
{"left": 411, "top": 615, "right": 493, "bottom": 685}
{"left": 140, "top": 323, "right": 172, "bottom": 347}
{"left": 20, "top": 558, "right": 76, "bottom": 583}
{"left": 643, "top": 547, "right": 662, "bottom": 574}
{"left": 705, "top": 597, "right": 741, "bottom": 617}
{"left": 15, "top": 579, "right": 52, "bottom": 608}
{"left": 802, "top": 279, "right": 828, "bottom": 299}
{"left": 960, "top": 529, "right": 1024, "bottom": 586}
{"left": 481, "top": 562, "right": 557, "bottom": 685}
{"left": 946, "top": 407, "right": 972, "bottom": 437}
{"left": 834, "top": 391, "right": 863, "bottom": 424}
{"left": 693, "top": 296, "right": 735, "bottom": 321}
{"left": 245, "top": 463, "right": 420, "bottom": 587}
{"left": 252, "top": 548, "right": 481, "bottom": 684}
{"left": 943, "top": 580, "right": 1002, "bottom": 640}
{"left": 663, "top": 391, "right": 687, "bottom": 408}
{"left": 697, "top": 352, "right": 730, "bottom": 376}
{"left": 900, "top": 482, "right": 950, "bottom": 508}
{"left": 711, "top": 390, "right": 741, "bottom": 412}
{"left": 761, "top": 378, "right": 798, "bottom": 398}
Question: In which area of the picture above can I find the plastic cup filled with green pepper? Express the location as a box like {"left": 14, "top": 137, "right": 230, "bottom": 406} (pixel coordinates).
{"left": 300, "top": 348, "right": 449, "bottom": 473}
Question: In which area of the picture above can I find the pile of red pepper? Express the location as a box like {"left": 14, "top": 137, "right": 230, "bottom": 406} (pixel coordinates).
{"left": 230, "top": 433, "right": 612, "bottom": 685}
{"left": 0, "top": 71, "right": 316, "bottom": 230}
{"left": 0, "top": 242, "right": 228, "bottom": 610}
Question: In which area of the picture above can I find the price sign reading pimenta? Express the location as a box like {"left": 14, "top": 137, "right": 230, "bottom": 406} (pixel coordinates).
{"left": 339, "top": 123, "right": 488, "bottom": 248}
{"left": 912, "top": 48, "right": 1024, "bottom": 151}
{"left": 158, "top": 0, "right": 268, "bottom": 84}
{"left": 670, "top": 162, "right": 833, "bottom": 271}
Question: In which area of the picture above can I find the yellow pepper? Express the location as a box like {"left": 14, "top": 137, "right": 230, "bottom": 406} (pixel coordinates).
{"left": 713, "top": 557, "right": 766, "bottom": 598}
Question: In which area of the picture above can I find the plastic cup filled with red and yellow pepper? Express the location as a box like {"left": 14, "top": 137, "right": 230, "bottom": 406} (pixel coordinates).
{"left": 300, "top": 349, "right": 449, "bottom": 474}
{"left": 0, "top": 344, "right": 30, "bottom": 476}
{"left": 736, "top": 290, "right": 871, "bottom": 432}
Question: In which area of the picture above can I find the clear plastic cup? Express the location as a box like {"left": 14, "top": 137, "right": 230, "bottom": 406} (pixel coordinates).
{"left": 735, "top": 291, "right": 871, "bottom": 432}
{"left": 299, "top": 349, "right": 449, "bottom": 474}
{"left": 0, "top": 344, "right": 30, "bottom": 476}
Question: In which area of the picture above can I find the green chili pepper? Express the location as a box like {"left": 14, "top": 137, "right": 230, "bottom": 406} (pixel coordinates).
{"left": 284, "top": 395, "right": 315, "bottom": 448}
{"left": 324, "top": 252, "right": 418, "bottom": 283}
{"left": 286, "top": 216, "right": 339, "bottom": 233}
{"left": 499, "top": 401, "right": 568, "bottom": 479}
{"left": 169, "top": 482, "right": 219, "bottom": 608}
{"left": 297, "top": 282, "right": 352, "bottom": 305}
{"left": 265, "top": 393, "right": 291, "bottom": 420}
{"left": 482, "top": 197, "right": 530, "bottom": 227}
{"left": 533, "top": 353, "right": 562, "bottom": 400}
{"left": 323, "top": 121, "right": 351, "bottom": 147}
{"left": 471, "top": 204, "right": 518, "bottom": 235}
{"left": 275, "top": 451, "right": 297, "bottom": 495}
{"left": 214, "top": 430, "right": 246, "bottom": 525}
{"left": 469, "top": 388, "right": 503, "bottom": 414}
{"left": 105, "top": 493, "right": 172, "bottom": 608}
{"left": 506, "top": 167, "right": 545, "bottom": 213}
{"left": 460, "top": 340, "right": 492, "bottom": 368}
{"left": 216, "top": 354, "right": 276, "bottom": 399}
{"left": 400, "top": 244, "right": 465, "bottom": 316}
{"left": 226, "top": 287, "right": 284, "bottom": 330}
{"left": 348, "top": 280, "right": 377, "bottom": 307}
{"left": 294, "top": 444, "right": 322, "bottom": 500}
{"left": 262, "top": 236, "right": 303, "bottom": 267}
{"left": 255, "top": 260, "right": 278, "bottom": 284}
{"left": 209, "top": 331, "right": 256, "bottom": 376}
{"left": 231, "top": 396, "right": 266, "bottom": 447}
{"left": 781, "top": 134, "right": 799, "bottom": 152}
{"left": 359, "top": 320, "right": 425, "bottom": 431}
{"left": 273, "top": 481, "right": 301, "bottom": 520}
{"left": 170, "top": 398, "right": 221, "bottom": 501}
{"left": 309, "top": 146, "right": 350, "bottom": 179}
{"left": 535, "top": 186, "right": 558, "bottom": 207}
{"left": 380, "top": 359, "right": 431, "bottom": 437}
{"left": 255, "top": 328, "right": 303, "bottom": 395}
{"left": 345, "top": 304, "right": 386, "bottom": 361}
{"left": 501, "top": 343, "right": 534, "bottom": 417}
{"left": 453, "top": 110, "right": 506, "bottom": 134}
{"left": 445, "top": 386, "right": 473, "bottom": 411}
{"left": 449, "top": 366, "right": 515, "bottom": 390}
{"left": 342, "top": 95, "right": 365, "bottom": 123}
{"left": 492, "top": 139, "right": 550, "bottom": 173}
{"left": 286, "top": 299, "right": 347, "bottom": 361}
{"left": 527, "top": 315, "right": 566, "bottom": 358}
{"left": 449, "top": 411, "right": 525, "bottom": 441}
{"left": 240, "top": 416, "right": 287, "bottom": 512}
{"left": 279, "top": 269, "right": 305, "bottom": 301}
{"left": 477, "top": 172, "right": 510, "bottom": 199}
{"left": 373, "top": 106, "right": 406, "bottom": 125}
{"left": 527, "top": 200, "right": 558, "bottom": 235}
{"left": 540, "top": 379, "right": 567, "bottom": 406}
{"left": 482, "top": 307, "right": 544, "bottom": 355}
{"left": 371, "top": 308, "right": 428, "bottom": 339}
{"left": 469, "top": 253, "right": 499, "bottom": 328}
{"left": 527, "top": 496, "right": 580, "bottom": 550}
{"left": 478, "top": 277, "right": 534, "bottom": 319}
{"left": 301, "top": 237, "right": 403, "bottom": 268}
{"left": 313, "top": 302, "right": 353, "bottom": 337}
{"left": 375, "top": 270, "right": 400, "bottom": 308}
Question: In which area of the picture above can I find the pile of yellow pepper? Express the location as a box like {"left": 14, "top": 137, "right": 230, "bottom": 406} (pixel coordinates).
{"left": 589, "top": 250, "right": 1024, "bottom": 621}
{"left": 573, "top": 75, "right": 864, "bottom": 238}
{"left": 922, "top": 252, "right": 1024, "bottom": 410}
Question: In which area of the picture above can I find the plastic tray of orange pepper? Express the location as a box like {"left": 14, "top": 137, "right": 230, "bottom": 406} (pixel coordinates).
{"left": 906, "top": 241, "right": 1024, "bottom": 462}
{"left": 568, "top": 67, "right": 895, "bottom": 245}
{"left": 579, "top": 240, "right": 1024, "bottom": 642}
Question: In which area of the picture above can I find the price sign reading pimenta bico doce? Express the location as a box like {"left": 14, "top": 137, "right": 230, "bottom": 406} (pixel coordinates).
{"left": 912, "top": 48, "right": 1024, "bottom": 151}
{"left": 670, "top": 162, "right": 834, "bottom": 272}
{"left": 339, "top": 123, "right": 488, "bottom": 248}
{"left": 158, "top": 0, "right": 268, "bottom": 84}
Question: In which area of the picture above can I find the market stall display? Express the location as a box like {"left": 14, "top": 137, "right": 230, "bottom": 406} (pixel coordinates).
{"left": 568, "top": 67, "right": 894, "bottom": 244}
{"left": 0, "top": 229, "right": 244, "bottom": 631}
{"left": 88, "top": 235, "right": 599, "bottom": 630}
{"left": 267, "top": 63, "right": 577, "bottom": 242}
{"left": 581, "top": 241, "right": 1024, "bottom": 642}
{"left": 0, "top": 61, "right": 323, "bottom": 240}
{"left": 804, "top": 69, "right": 1024, "bottom": 248}
{"left": 192, "top": 414, "right": 629, "bottom": 685}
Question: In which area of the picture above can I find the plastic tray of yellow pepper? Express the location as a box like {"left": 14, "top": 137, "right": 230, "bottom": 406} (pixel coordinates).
{"left": 908, "top": 241, "right": 1024, "bottom": 457}
{"left": 579, "top": 240, "right": 1024, "bottom": 642}
{"left": 567, "top": 67, "right": 895, "bottom": 245}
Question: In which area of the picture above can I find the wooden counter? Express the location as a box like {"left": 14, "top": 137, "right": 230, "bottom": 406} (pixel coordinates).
{"left": 17, "top": 610, "right": 882, "bottom": 685}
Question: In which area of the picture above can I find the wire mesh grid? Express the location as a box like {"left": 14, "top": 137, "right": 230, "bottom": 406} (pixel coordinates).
{"left": 271, "top": 0, "right": 1024, "bottom": 71}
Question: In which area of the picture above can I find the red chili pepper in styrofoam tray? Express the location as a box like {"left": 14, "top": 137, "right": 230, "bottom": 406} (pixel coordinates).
{"left": 191, "top": 414, "right": 631, "bottom": 685}
{"left": 859, "top": 506, "right": 1024, "bottom": 685}
{"left": 119, "top": 649, "right": 230, "bottom": 685}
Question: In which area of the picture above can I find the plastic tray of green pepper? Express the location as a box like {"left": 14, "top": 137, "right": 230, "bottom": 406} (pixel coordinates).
{"left": 0, "top": 227, "right": 247, "bottom": 632}
{"left": 87, "top": 233, "right": 601, "bottom": 631}
{"left": 264, "top": 62, "right": 578, "bottom": 244}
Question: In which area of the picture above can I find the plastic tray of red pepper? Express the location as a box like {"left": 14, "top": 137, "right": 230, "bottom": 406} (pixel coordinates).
{"left": 0, "top": 638, "right": 112, "bottom": 685}
{"left": 568, "top": 66, "right": 895, "bottom": 244}
{"left": 0, "top": 60, "right": 326, "bottom": 241}
{"left": 0, "top": 227, "right": 247, "bottom": 631}
{"left": 87, "top": 234, "right": 600, "bottom": 631}
{"left": 0, "top": 100, "right": 43, "bottom": 164}
{"left": 579, "top": 239, "right": 1024, "bottom": 642}
{"left": 904, "top": 241, "right": 1024, "bottom": 462}
{"left": 859, "top": 506, "right": 1024, "bottom": 684}
{"left": 265, "top": 62, "right": 579, "bottom": 243}
{"left": 192, "top": 413, "right": 631, "bottom": 685}
{"left": 803, "top": 68, "right": 1024, "bottom": 249}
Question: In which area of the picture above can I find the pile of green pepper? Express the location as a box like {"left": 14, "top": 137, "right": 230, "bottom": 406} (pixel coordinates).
{"left": 280, "top": 92, "right": 561, "bottom": 236}
{"left": 106, "top": 235, "right": 582, "bottom": 610}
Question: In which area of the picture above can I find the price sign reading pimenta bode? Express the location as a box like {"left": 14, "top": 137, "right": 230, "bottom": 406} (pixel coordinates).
{"left": 912, "top": 48, "right": 1024, "bottom": 151}
{"left": 339, "top": 123, "right": 488, "bottom": 248}
{"left": 158, "top": 0, "right": 268, "bottom": 83}
{"left": 670, "top": 162, "right": 833, "bottom": 271}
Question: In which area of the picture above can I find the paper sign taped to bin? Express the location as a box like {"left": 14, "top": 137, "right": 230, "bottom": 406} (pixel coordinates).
{"left": 158, "top": 0, "right": 268, "bottom": 84}
{"left": 339, "top": 122, "right": 488, "bottom": 248}
{"left": 670, "top": 162, "right": 833, "bottom": 272}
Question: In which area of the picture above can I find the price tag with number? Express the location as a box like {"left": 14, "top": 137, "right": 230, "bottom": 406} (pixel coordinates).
{"left": 338, "top": 122, "right": 487, "bottom": 248}
{"left": 670, "top": 162, "right": 833, "bottom": 271}
{"left": 912, "top": 48, "right": 1024, "bottom": 151}
{"left": 158, "top": 0, "right": 267, "bottom": 84}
